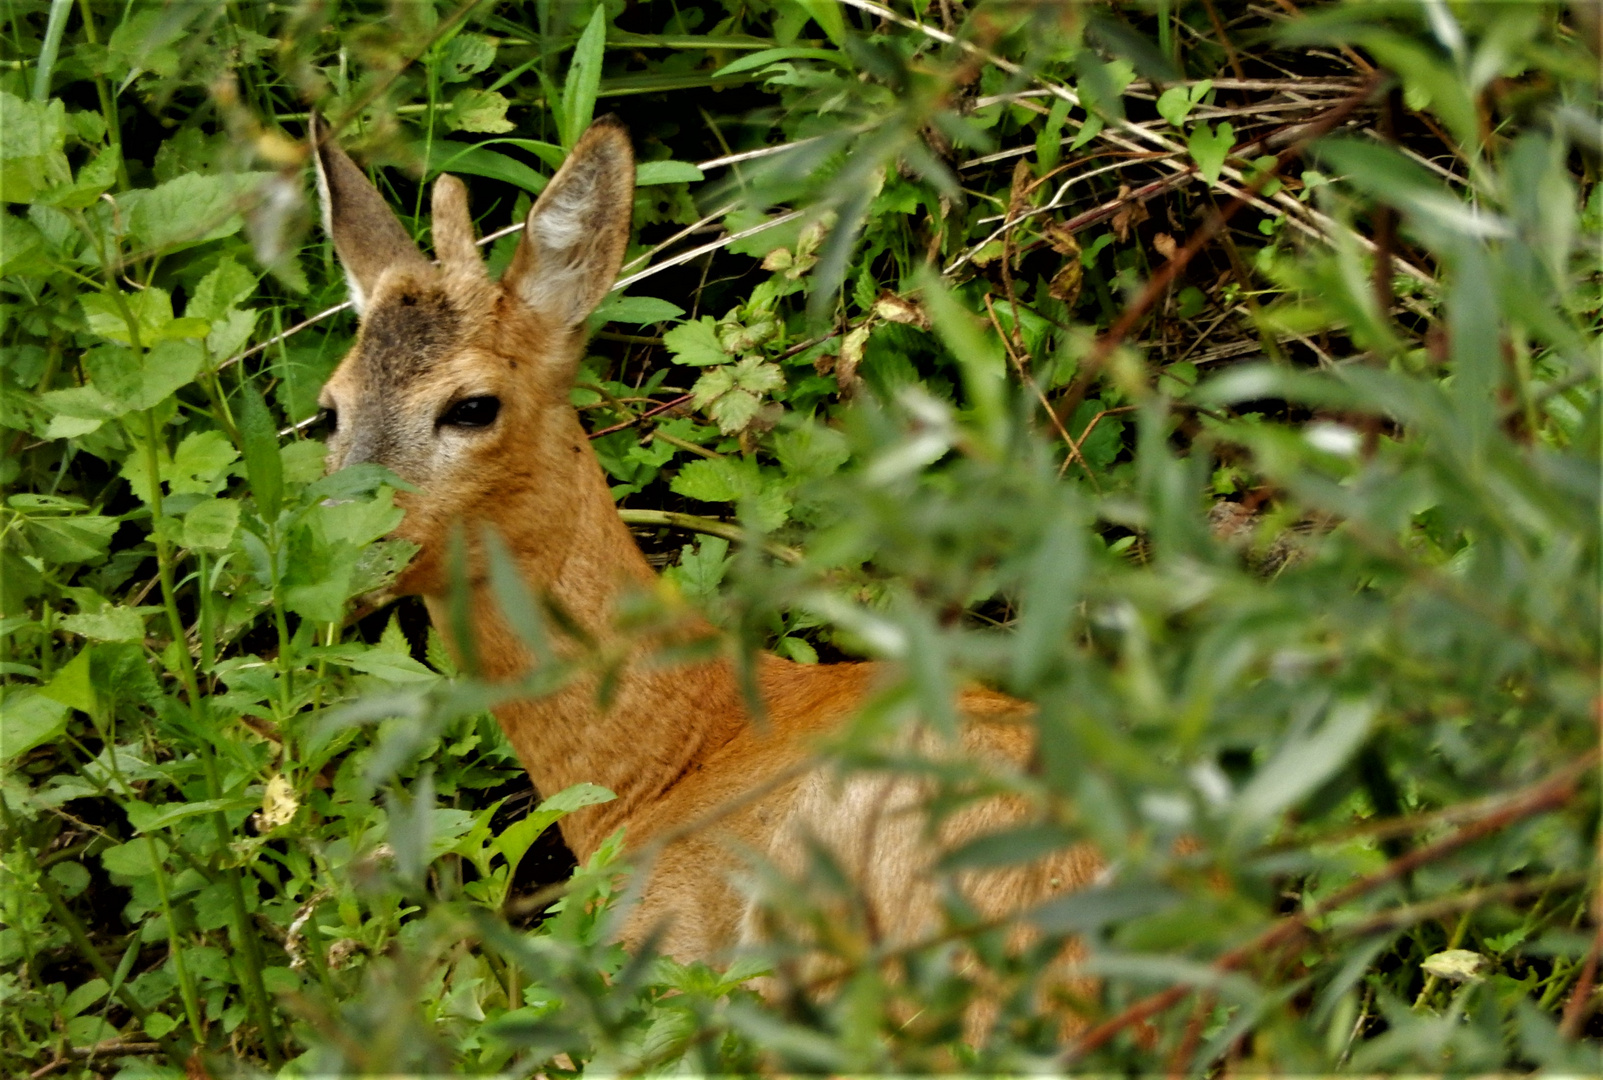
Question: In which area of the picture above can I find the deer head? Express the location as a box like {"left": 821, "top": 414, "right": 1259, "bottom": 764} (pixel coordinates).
{"left": 311, "top": 116, "right": 636, "bottom": 598}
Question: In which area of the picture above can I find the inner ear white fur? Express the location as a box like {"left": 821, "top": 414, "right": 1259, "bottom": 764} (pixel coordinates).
{"left": 311, "top": 141, "right": 368, "bottom": 316}
{"left": 503, "top": 120, "right": 634, "bottom": 330}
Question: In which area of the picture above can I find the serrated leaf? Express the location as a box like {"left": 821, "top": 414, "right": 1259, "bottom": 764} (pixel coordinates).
{"left": 731, "top": 356, "right": 784, "bottom": 395}
{"left": 238, "top": 381, "right": 283, "bottom": 519}
{"left": 663, "top": 316, "right": 729, "bottom": 366}
{"left": 447, "top": 88, "right": 516, "bottom": 134}
{"left": 182, "top": 497, "right": 240, "bottom": 551}
{"left": 188, "top": 257, "right": 258, "bottom": 321}
{"left": 708, "top": 389, "right": 762, "bottom": 434}
{"left": 440, "top": 33, "right": 496, "bottom": 82}
{"left": 122, "top": 171, "right": 273, "bottom": 254}
{"left": 59, "top": 604, "right": 147, "bottom": 643}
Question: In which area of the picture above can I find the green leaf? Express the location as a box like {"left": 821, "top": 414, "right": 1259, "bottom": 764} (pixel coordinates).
{"left": 0, "top": 92, "right": 70, "bottom": 203}
{"left": 82, "top": 339, "right": 203, "bottom": 412}
{"left": 439, "top": 32, "right": 497, "bottom": 82}
{"left": 665, "top": 536, "right": 731, "bottom": 607}
{"left": 562, "top": 5, "right": 609, "bottom": 149}
{"left": 1314, "top": 137, "right": 1508, "bottom": 242}
{"left": 663, "top": 316, "right": 729, "bottom": 366}
{"left": 670, "top": 457, "right": 742, "bottom": 503}
{"left": 425, "top": 142, "right": 547, "bottom": 195}
{"left": 1232, "top": 698, "right": 1374, "bottom": 837}
{"left": 915, "top": 267, "right": 1006, "bottom": 450}
{"left": 122, "top": 171, "right": 273, "bottom": 254}
{"left": 188, "top": 257, "right": 258, "bottom": 321}
{"left": 1187, "top": 121, "right": 1233, "bottom": 185}
{"left": 0, "top": 689, "right": 70, "bottom": 762}
{"left": 708, "top": 388, "right": 762, "bottom": 434}
{"left": 39, "top": 646, "right": 95, "bottom": 713}
{"left": 794, "top": 0, "right": 847, "bottom": 47}
{"left": 731, "top": 356, "right": 784, "bottom": 395}
{"left": 710, "top": 47, "right": 845, "bottom": 79}
{"left": 100, "top": 837, "right": 169, "bottom": 879}
{"left": 592, "top": 294, "right": 685, "bottom": 324}
{"left": 635, "top": 160, "right": 704, "bottom": 186}
{"left": 81, "top": 288, "right": 172, "bottom": 346}
{"left": 447, "top": 88, "right": 516, "bottom": 134}
{"left": 167, "top": 430, "right": 240, "bottom": 495}
{"left": 182, "top": 497, "right": 240, "bottom": 551}
{"left": 58, "top": 604, "right": 147, "bottom": 643}
{"left": 1156, "top": 85, "right": 1193, "bottom": 127}
{"left": 237, "top": 381, "right": 283, "bottom": 520}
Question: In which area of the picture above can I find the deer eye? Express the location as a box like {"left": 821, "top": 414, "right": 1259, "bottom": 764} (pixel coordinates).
{"left": 439, "top": 396, "right": 501, "bottom": 429}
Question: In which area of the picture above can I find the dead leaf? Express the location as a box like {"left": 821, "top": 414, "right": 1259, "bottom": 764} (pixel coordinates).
{"left": 837, "top": 324, "right": 871, "bottom": 398}
{"left": 1421, "top": 949, "right": 1487, "bottom": 983}
{"left": 1153, "top": 231, "right": 1178, "bottom": 260}
{"left": 873, "top": 291, "right": 930, "bottom": 329}
{"left": 1042, "top": 221, "right": 1081, "bottom": 258}
{"left": 252, "top": 773, "right": 298, "bottom": 833}
{"left": 1048, "top": 260, "right": 1084, "bottom": 308}
{"left": 1009, "top": 157, "right": 1034, "bottom": 217}
{"left": 1111, "top": 184, "right": 1150, "bottom": 243}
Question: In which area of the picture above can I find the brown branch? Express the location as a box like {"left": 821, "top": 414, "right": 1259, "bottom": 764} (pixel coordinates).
{"left": 1051, "top": 73, "right": 1384, "bottom": 430}
{"left": 1061, "top": 752, "right": 1594, "bottom": 1064}
{"left": 1560, "top": 916, "right": 1603, "bottom": 1038}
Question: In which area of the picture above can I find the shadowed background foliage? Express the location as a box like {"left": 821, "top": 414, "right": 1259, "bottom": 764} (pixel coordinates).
{"left": 0, "top": 0, "right": 1599, "bottom": 1075}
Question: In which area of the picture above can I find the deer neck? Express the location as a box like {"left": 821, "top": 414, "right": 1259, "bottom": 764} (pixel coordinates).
{"left": 423, "top": 409, "right": 750, "bottom": 859}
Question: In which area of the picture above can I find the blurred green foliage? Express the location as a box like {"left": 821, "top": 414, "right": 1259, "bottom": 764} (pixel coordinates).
{"left": 0, "top": 0, "right": 1599, "bottom": 1075}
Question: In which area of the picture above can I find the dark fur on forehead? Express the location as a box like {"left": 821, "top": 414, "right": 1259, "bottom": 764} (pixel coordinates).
{"left": 354, "top": 285, "right": 462, "bottom": 380}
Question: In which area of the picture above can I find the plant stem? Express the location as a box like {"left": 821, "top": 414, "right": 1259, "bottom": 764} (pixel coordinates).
{"left": 138, "top": 408, "right": 284, "bottom": 1067}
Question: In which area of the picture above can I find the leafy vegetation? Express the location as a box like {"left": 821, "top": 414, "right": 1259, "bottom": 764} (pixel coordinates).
{"left": 1, "top": 0, "right": 1599, "bottom": 1076}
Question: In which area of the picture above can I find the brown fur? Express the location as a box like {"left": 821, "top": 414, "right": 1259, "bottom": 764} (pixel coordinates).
{"left": 314, "top": 118, "right": 1099, "bottom": 1021}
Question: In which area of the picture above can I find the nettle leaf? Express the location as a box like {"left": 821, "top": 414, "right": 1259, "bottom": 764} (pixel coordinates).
{"left": 182, "top": 497, "right": 240, "bottom": 551}
{"left": 665, "top": 536, "right": 731, "bottom": 608}
{"left": 663, "top": 316, "right": 730, "bottom": 366}
{"left": 708, "top": 389, "right": 762, "bottom": 434}
{"left": 59, "top": 603, "right": 149, "bottom": 643}
{"left": 0, "top": 92, "right": 70, "bottom": 203}
{"left": 188, "top": 257, "right": 258, "bottom": 321}
{"left": 1187, "top": 121, "right": 1234, "bottom": 185}
{"left": 122, "top": 172, "right": 273, "bottom": 254}
{"left": 439, "top": 33, "right": 497, "bottom": 82}
{"left": 82, "top": 339, "right": 204, "bottom": 412}
{"left": 81, "top": 288, "right": 173, "bottom": 345}
{"left": 0, "top": 690, "right": 70, "bottom": 763}
{"left": 448, "top": 88, "right": 516, "bottom": 133}
{"left": 732, "top": 356, "right": 784, "bottom": 395}
{"left": 167, "top": 430, "right": 240, "bottom": 495}
{"left": 671, "top": 457, "right": 743, "bottom": 503}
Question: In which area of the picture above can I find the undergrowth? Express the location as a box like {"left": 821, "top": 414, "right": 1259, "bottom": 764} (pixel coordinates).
{"left": 0, "top": 0, "right": 1599, "bottom": 1076}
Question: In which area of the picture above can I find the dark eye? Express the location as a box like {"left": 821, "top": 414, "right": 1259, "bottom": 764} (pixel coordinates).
{"left": 322, "top": 407, "right": 338, "bottom": 434}
{"left": 439, "top": 396, "right": 500, "bottom": 429}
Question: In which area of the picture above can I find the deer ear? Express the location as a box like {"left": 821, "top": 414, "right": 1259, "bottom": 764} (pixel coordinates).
{"left": 309, "top": 112, "right": 429, "bottom": 315}
{"left": 503, "top": 116, "right": 634, "bottom": 329}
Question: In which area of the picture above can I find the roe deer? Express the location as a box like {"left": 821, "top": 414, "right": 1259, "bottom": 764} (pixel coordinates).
{"left": 310, "top": 114, "right": 1099, "bottom": 1015}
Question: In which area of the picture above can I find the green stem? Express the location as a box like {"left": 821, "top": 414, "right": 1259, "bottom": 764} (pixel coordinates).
{"left": 74, "top": 0, "right": 127, "bottom": 189}
{"left": 139, "top": 408, "right": 283, "bottom": 1067}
